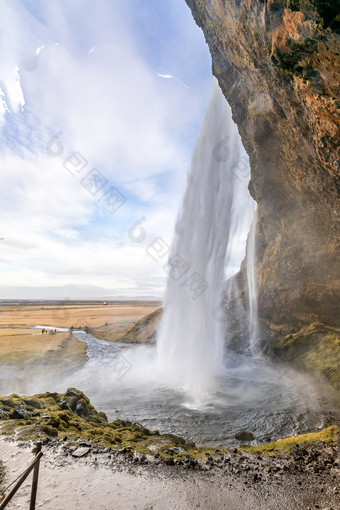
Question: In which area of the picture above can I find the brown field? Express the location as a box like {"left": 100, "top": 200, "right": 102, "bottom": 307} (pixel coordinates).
{"left": 0, "top": 301, "right": 161, "bottom": 328}
{"left": 0, "top": 332, "right": 86, "bottom": 364}
{"left": 0, "top": 328, "right": 38, "bottom": 336}
{"left": 0, "top": 302, "right": 160, "bottom": 364}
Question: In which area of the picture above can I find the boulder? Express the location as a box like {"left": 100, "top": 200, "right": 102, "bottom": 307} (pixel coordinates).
{"left": 72, "top": 447, "right": 91, "bottom": 458}
{"left": 10, "top": 405, "right": 28, "bottom": 420}
{"left": 235, "top": 431, "right": 255, "bottom": 442}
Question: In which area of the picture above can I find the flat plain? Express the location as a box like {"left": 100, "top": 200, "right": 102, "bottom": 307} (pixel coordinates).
{"left": 0, "top": 301, "right": 160, "bottom": 362}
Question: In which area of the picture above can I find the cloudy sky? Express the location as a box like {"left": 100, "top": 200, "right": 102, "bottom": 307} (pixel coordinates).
{"left": 0, "top": 0, "right": 252, "bottom": 300}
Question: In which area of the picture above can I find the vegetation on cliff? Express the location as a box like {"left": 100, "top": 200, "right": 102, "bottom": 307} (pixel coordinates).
{"left": 269, "top": 325, "right": 340, "bottom": 392}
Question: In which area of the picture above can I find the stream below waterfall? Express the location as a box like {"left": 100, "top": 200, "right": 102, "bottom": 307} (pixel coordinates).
{"left": 55, "top": 331, "right": 324, "bottom": 448}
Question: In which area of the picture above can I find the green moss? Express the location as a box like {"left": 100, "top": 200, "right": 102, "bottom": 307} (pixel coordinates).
{"left": 277, "top": 38, "right": 320, "bottom": 79}
{"left": 163, "top": 433, "right": 186, "bottom": 446}
{"left": 269, "top": 326, "right": 340, "bottom": 390}
{"left": 132, "top": 445, "right": 149, "bottom": 454}
{"left": 286, "top": 0, "right": 338, "bottom": 30}
{"left": 239, "top": 425, "right": 338, "bottom": 455}
{"left": 186, "top": 446, "right": 218, "bottom": 460}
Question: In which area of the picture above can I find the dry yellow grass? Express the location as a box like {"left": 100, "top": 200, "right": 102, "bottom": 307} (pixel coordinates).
{"left": 0, "top": 302, "right": 160, "bottom": 328}
{"left": 0, "top": 332, "right": 63, "bottom": 355}
{"left": 0, "top": 328, "right": 39, "bottom": 336}
{"left": 0, "top": 332, "right": 86, "bottom": 364}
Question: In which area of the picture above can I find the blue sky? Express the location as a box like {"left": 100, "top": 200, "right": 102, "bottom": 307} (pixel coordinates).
{"left": 0, "top": 0, "right": 251, "bottom": 300}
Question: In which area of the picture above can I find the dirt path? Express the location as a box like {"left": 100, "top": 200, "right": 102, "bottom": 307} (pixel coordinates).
{"left": 1, "top": 438, "right": 339, "bottom": 510}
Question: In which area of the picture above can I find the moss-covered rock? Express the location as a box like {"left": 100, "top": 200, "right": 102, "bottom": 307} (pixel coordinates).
{"left": 0, "top": 389, "right": 338, "bottom": 467}
{"left": 235, "top": 431, "right": 255, "bottom": 442}
{"left": 268, "top": 325, "right": 340, "bottom": 391}
{"left": 0, "top": 389, "right": 203, "bottom": 460}
{"left": 239, "top": 425, "right": 338, "bottom": 455}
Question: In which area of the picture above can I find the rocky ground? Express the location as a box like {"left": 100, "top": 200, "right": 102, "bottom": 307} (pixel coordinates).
{"left": 0, "top": 434, "right": 339, "bottom": 510}
{"left": 0, "top": 388, "right": 339, "bottom": 509}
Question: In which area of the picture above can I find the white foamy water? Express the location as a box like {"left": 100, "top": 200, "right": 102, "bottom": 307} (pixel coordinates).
{"left": 157, "top": 80, "right": 255, "bottom": 399}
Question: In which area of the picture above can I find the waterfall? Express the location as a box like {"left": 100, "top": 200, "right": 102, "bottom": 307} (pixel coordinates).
{"left": 246, "top": 208, "right": 259, "bottom": 355}
{"left": 157, "top": 79, "right": 256, "bottom": 399}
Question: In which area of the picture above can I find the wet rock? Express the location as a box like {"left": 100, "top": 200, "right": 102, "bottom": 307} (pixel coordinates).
{"left": 189, "top": 459, "right": 198, "bottom": 468}
{"left": 133, "top": 452, "right": 146, "bottom": 463}
{"left": 65, "top": 389, "right": 79, "bottom": 397}
{"left": 10, "top": 405, "right": 28, "bottom": 420}
{"left": 169, "top": 447, "right": 186, "bottom": 455}
{"left": 235, "top": 431, "right": 254, "bottom": 441}
{"left": 146, "top": 454, "right": 159, "bottom": 465}
{"left": 58, "top": 400, "right": 69, "bottom": 411}
{"left": 253, "top": 472, "right": 262, "bottom": 482}
{"left": 75, "top": 400, "right": 89, "bottom": 418}
{"left": 65, "top": 445, "right": 78, "bottom": 453}
{"left": 117, "top": 447, "right": 131, "bottom": 454}
{"left": 72, "top": 447, "right": 91, "bottom": 458}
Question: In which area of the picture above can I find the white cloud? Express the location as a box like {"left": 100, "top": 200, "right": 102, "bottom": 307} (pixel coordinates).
{"left": 0, "top": 0, "right": 214, "bottom": 298}
{"left": 157, "top": 73, "right": 189, "bottom": 88}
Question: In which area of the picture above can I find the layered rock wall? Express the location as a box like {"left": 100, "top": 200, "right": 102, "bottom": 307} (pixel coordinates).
{"left": 185, "top": 0, "right": 340, "bottom": 329}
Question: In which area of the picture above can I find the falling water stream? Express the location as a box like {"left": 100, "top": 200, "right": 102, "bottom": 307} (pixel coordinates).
{"left": 157, "top": 80, "right": 261, "bottom": 397}
{"left": 157, "top": 80, "right": 240, "bottom": 398}
{"left": 246, "top": 209, "right": 259, "bottom": 355}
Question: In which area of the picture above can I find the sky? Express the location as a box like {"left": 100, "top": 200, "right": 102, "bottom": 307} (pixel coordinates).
{"left": 0, "top": 0, "right": 252, "bottom": 300}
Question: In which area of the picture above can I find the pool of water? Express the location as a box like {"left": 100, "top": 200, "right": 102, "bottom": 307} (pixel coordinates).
{"left": 58, "top": 332, "right": 323, "bottom": 447}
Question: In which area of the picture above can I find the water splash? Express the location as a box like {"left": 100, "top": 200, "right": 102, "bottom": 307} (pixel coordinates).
{"left": 157, "top": 79, "right": 256, "bottom": 399}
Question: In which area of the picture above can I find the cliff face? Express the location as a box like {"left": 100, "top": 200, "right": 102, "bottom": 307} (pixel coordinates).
{"left": 185, "top": 0, "right": 340, "bottom": 330}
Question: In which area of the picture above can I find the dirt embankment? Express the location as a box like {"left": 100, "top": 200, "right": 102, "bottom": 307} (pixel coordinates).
{"left": 92, "top": 308, "right": 162, "bottom": 344}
